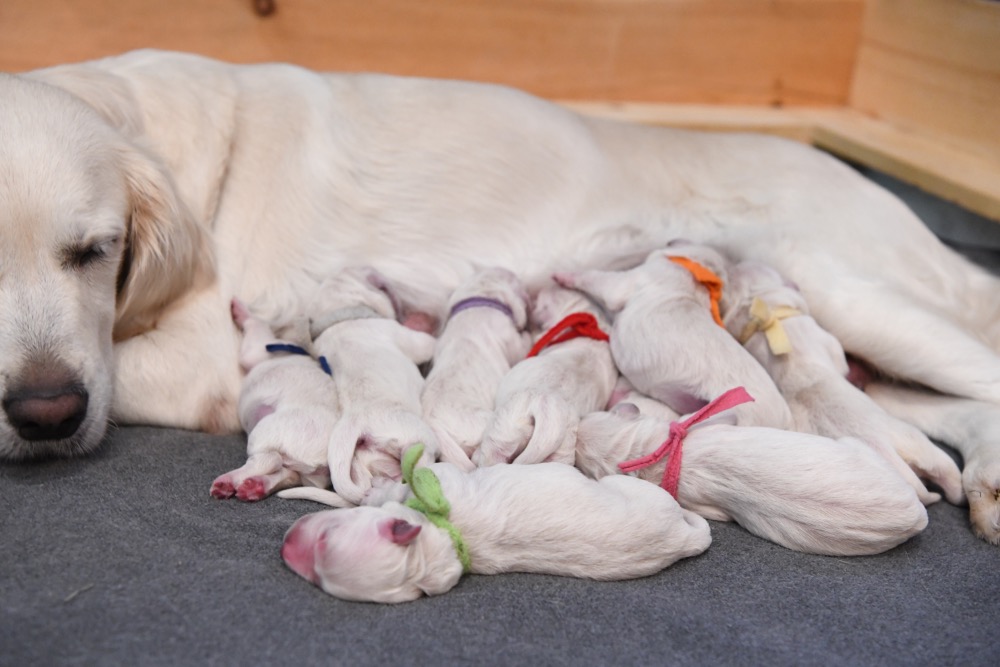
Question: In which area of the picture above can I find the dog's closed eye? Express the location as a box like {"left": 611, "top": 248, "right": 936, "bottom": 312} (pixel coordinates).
{"left": 62, "top": 236, "right": 121, "bottom": 270}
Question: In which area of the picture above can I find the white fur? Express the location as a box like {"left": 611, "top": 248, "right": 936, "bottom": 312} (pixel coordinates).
{"left": 421, "top": 267, "right": 532, "bottom": 470}
{"left": 210, "top": 298, "right": 338, "bottom": 501}
{"left": 2, "top": 50, "right": 1000, "bottom": 545}
{"left": 280, "top": 461, "right": 712, "bottom": 603}
{"left": 474, "top": 286, "right": 617, "bottom": 466}
{"left": 555, "top": 244, "right": 793, "bottom": 428}
{"left": 865, "top": 382, "right": 1000, "bottom": 545}
{"left": 576, "top": 406, "right": 928, "bottom": 556}
{"left": 310, "top": 267, "right": 440, "bottom": 505}
{"left": 722, "top": 260, "right": 964, "bottom": 506}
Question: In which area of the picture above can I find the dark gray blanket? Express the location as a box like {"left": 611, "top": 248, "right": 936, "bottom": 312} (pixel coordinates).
{"left": 2, "top": 168, "right": 999, "bottom": 666}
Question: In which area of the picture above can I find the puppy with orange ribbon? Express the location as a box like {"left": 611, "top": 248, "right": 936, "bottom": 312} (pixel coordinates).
{"left": 554, "top": 241, "right": 792, "bottom": 429}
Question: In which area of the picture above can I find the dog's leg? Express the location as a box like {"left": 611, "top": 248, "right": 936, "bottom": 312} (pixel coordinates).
{"left": 866, "top": 382, "right": 1000, "bottom": 545}
{"left": 210, "top": 450, "right": 300, "bottom": 500}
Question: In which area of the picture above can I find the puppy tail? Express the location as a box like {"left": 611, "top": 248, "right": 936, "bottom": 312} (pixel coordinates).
{"left": 326, "top": 416, "right": 373, "bottom": 506}
{"left": 516, "top": 395, "right": 578, "bottom": 465}
{"left": 477, "top": 394, "right": 576, "bottom": 466}
{"left": 277, "top": 486, "right": 353, "bottom": 508}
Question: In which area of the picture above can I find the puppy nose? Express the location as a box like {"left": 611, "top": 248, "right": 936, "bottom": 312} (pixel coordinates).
{"left": 3, "top": 362, "right": 89, "bottom": 441}
{"left": 282, "top": 519, "right": 319, "bottom": 584}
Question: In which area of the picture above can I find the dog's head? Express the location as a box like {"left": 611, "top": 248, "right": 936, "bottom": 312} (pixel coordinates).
{"left": 0, "top": 73, "right": 213, "bottom": 460}
{"left": 281, "top": 504, "right": 464, "bottom": 603}
{"left": 449, "top": 266, "right": 531, "bottom": 331}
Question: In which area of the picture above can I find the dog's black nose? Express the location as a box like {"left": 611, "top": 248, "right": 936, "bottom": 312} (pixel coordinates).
{"left": 3, "top": 383, "right": 89, "bottom": 441}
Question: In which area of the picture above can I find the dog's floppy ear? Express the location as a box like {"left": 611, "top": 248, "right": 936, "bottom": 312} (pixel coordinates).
{"left": 113, "top": 140, "right": 216, "bottom": 340}
{"left": 380, "top": 519, "right": 422, "bottom": 546}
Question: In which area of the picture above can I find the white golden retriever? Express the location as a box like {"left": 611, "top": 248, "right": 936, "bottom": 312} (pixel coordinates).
{"left": 1, "top": 49, "right": 998, "bottom": 543}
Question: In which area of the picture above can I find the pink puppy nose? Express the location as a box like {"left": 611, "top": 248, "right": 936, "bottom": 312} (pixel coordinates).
{"left": 282, "top": 518, "right": 320, "bottom": 584}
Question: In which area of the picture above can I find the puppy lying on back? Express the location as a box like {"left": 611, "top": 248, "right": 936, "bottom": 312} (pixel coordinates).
{"left": 721, "top": 260, "right": 963, "bottom": 506}
{"left": 575, "top": 403, "right": 928, "bottom": 556}
{"left": 421, "top": 267, "right": 532, "bottom": 471}
{"left": 474, "top": 285, "right": 618, "bottom": 466}
{"left": 210, "top": 298, "right": 338, "bottom": 501}
{"left": 280, "top": 445, "right": 711, "bottom": 603}
{"left": 310, "top": 266, "right": 439, "bottom": 505}
{"left": 555, "top": 242, "right": 793, "bottom": 428}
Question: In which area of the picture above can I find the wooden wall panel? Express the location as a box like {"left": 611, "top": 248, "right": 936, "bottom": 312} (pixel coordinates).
{"left": 0, "top": 0, "right": 863, "bottom": 105}
{"left": 850, "top": 0, "right": 1000, "bottom": 161}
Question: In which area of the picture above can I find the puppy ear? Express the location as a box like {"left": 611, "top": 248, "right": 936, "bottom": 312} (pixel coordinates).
{"left": 610, "top": 402, "right": 641, "bottom": 419}
{"left": 380, "top": 519, "right": 422, "bottom": 546}
{"left": 112, "top": 140, "right": 215, "bottom": 340}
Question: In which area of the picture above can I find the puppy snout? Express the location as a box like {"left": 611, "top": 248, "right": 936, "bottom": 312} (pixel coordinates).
{"left": 3, "top": 362, "right": 89, "bottom": 441}
{"left": 282, "top": 517, "right": 321, "bottom": 584}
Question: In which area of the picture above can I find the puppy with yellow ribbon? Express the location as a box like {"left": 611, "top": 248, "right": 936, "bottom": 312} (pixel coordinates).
{"left": 722, "top": 261, "right": 963, "bottom": 506}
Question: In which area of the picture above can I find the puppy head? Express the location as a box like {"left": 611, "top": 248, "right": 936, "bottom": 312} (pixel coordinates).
{"left": 660, "top": 240, "right": 732, "bottom": 281}
{"left": 530, "top": 285, "right": 609, "bottom": 332}
{"left": 720, "top": 260, "right": 809, "bottom": 332}
{"left": 309, "top": 266, "right": 399, "bottom": 336}
{"left": 0, "top": 74, "right": 210, "bottom": 459}
{"left": 281, "top": 504, "right": 464, "bottom": 603}
{"left": 449, "top": 266, "right": 531, "bottom": 330}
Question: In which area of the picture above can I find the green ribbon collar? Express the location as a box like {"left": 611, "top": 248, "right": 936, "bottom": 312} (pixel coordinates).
{"left": 401, "top": 444, "right": 472, "bottom": 573}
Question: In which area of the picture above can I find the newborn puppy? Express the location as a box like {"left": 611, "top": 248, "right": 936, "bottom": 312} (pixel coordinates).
{"left": 555, "top": 242, "right": 793, "bottom": 428}
{"left": 281, "top": 448, "right": 711, "bottom": 603}
{"left": 210, "top": 298, "right": 339, "bottom": 501}
{"left": 421, "top": 267, "right": 532, "bottom": 471}
{"left": 575, "top": 403, "right": 928, "bottom": 556}
{"left": 310, "top": 266, "right": 440, "bottom": 505}
{"left": 474, "top": 285, "right": 618, "bottom": 466}
{"left": 722, "top": 260, "right": 963, "bottom": 506}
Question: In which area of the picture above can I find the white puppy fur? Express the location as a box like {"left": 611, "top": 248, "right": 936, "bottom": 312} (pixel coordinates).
{"left": 575, "top": 404, "right": 928, "bottom": 556}
{"left": 421, "top": 267, "right": 532, "bottom": 471}
{"left": 865, "top": 382, "right": 1000, "bottom": 545}
{"left": 310, "top": 267, "right": 440, "bottom": 505}
{"left": 555, "top": 243, "right": 793, "bottom": 429}
{"left": 281, "top": 460, "right": 712, "bottom": 603}
{"left": 210, "top": 298, "right": 338, "bottom": 501}
{"left": 721, "top": 260, "right": 964, "bottom": 506}
{"left": 474, "top": 286, "right": 617, "bottom": 466}
{"left": 3, "top": 51, "right": 1000, "bottom": 546}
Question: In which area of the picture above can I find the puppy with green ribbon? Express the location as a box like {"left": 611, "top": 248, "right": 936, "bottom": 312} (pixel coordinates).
{"left": 281, "top": 444, "right": 711, "bottom": 603}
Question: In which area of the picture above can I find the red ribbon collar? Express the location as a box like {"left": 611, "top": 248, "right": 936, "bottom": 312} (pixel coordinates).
{"left": 526, "top": 312, "right": 610, "bottom": 358}
{"left": 618, "top": 386, "right": 754, "bottom": 498}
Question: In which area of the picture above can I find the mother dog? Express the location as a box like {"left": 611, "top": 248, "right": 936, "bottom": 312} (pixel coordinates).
{"left": 1, "top": 49, "right": 998, "bottom": 542}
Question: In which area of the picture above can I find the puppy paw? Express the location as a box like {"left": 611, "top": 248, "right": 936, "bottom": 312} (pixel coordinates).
{"left": 210, "top": 476, "right": 236, "bottom": 499}
{"left": 236, "top": 477, "right": 269, "bottom": 502}
{"left": 964, "top": 458, "right": 1000, "bottom": 545}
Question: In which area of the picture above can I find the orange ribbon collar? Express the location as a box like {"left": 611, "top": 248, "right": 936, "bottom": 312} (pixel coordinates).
{"left": 526, "top": 312, "right": 610, "bottom": 358}
{"left": 667, "top": 256, "right": 725, "bottom": 327}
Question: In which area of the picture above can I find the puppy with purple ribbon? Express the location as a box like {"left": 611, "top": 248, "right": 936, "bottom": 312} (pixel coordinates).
{"left": 211, "top": 297, "right": 339, "bottom": 501}
{"left": 310, "top": 266, "right": 441, "bottom": 506}
{"left": 721, "top": 260, "right": 963, "bottom": 506}
{"left": 421, "top": 267, "right": 532, "bottom": 470}
{"left": 474, "top": 285, "right": 618, "bottom": 466}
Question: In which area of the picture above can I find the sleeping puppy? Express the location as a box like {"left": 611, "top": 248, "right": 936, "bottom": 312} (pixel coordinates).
{"left": 721, "top": 260, "right": 964, "bottom": 506}
{"left": 421, "top": 267, "right": 532, "bottom": 471}
{"left": 575, "top": 403, "right": 928, "bottom": 556}
{"left": 473, "top": 285, "right": 617, "bottom": 466}
{"left": 555, "top": 243, "right": 793, "bottom": 429}
{"left": 210, "top": 298, "right": 338, "bottom": 501}
{"left": 310, "top": 266, "right": 440, "bottom": 505}
{"left": 280, "top": 451, "right": 711, "bottom": 603}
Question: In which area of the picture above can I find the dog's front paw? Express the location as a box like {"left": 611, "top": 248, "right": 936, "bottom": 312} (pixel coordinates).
{"left": 964, "top": 458, "right": 1000, "bottom": 545}
{"left": 210, "top": 474, "right": 237, "bottom": 499}
{"left": 236, "top": 477, "right": 269, "bottom": 502}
